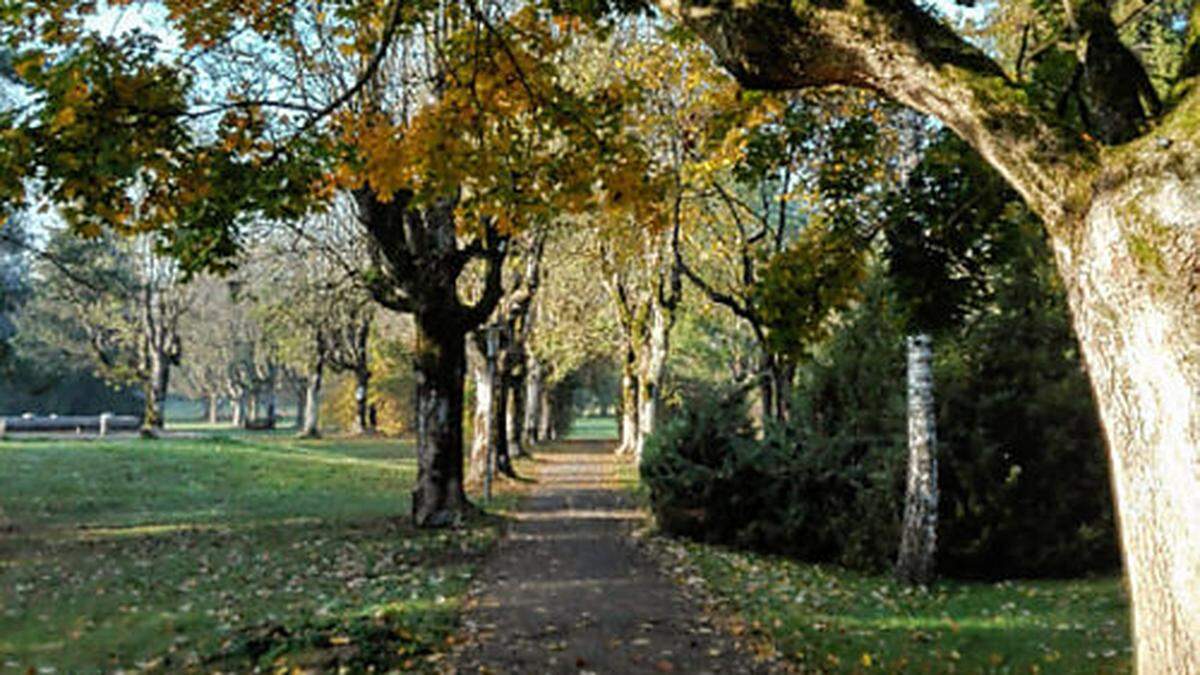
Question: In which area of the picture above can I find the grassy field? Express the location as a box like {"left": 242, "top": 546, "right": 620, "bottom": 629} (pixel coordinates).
{"left": 652, "top": 535, "right": 1131, "bottom": 673}
{"left": 0, "top": 433, "right": 509, "bottom": 672}
{"left": 566, "top": 416, "right": 619, "bottom": 441}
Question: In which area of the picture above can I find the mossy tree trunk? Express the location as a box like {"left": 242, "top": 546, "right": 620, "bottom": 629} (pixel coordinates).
{"left": 675, "top": 0, "right": 1200, "bottom": 667}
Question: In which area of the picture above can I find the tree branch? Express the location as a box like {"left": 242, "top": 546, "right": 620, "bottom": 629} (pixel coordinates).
{"left": 672, "top": 0, "right": 1095, "bottom": 227}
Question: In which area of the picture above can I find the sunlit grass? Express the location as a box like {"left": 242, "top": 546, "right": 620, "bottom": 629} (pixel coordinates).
{"left": 672, "top": 540, "right": 1132, "bottom": 673}
{"left": 565, "top": 415, "right": 619, "bottom": 441}
{"left": 0, "top": 433, "right": 509, "bottom": 672}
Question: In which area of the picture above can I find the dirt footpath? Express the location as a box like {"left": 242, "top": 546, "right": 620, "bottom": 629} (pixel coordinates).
{"left": 449, "top": 441, "right": 772, "bottom": 674}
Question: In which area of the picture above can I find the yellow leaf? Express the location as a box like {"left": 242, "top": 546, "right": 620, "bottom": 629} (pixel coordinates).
{"left": 329, "top": 635, "right": 351, "bottom": 646}
{"left": 860, "top": 652, "right": 872, "bottom": 668}
{"left": 51, "top": 106, "right": 77, "bottom": 132}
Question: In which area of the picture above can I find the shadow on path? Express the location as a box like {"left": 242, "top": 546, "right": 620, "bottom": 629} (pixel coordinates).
{"left": 451, "top": 441, "right": 769, "bottom": 674}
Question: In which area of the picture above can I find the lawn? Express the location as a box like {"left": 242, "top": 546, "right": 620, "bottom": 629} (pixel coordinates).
{"left": 654, "top": 537, "right": 1131, "bottom": 674}
{"left": 0, "top": 433, "right": 508, "bottom": 672}
{"left": 565, "top": 416, "right": 618, "bottom": 441}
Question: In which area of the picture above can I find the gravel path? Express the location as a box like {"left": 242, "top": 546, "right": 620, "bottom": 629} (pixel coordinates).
{"left": 449, "top": 441, "right": 770, "bottom": 674}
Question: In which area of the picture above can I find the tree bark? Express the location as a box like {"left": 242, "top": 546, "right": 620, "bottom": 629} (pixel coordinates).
{"left": 293, "top": 385, "right": 306, "bottom": 431}
{"left": 207, "top": 393, "right": 220, "bottom": 425}
{"left": 636, "top": 304, "right": 673, "bottom": 463}
{"left": 468, "top": 343, "right": 494, "bottom": 485}
{"left": 354, "top": 367, "right": 371, "bottom": 434}
{"left": 618, "top": 346, "right": 639, "bottom": 455}
{"left": 231, "top": 390, "right": 246, "bottom": 429}
{"left": 524, "top": 357, "right": 543, "bottom": 445}
{"left": 492, "top": 369, "right": 513, "bottom": 477}
{"left": 355, "top": 189, "right": 506, "bottom": 528}
{"left": 897, "top": 333, "right": 938, "bottom": 586}
{"left": 672, "top": 1, "right": 1200, "bottom": 667}
{"left": 508, "top": 369, "right": 528, "bottom": 458}
{"left": 539, "top": 386, "right": 554, "bottom": 442}
{"left": 264, "top": 385, "right": 277, "bottom": 430}
{"left": 411, "top": 311, "right": 471, "bottom": 527}
{"left": 298, "top": 357, "right": 323, "bottom": 439}
{"left": 142, "top": 351, "right": 170, "bottom": 432}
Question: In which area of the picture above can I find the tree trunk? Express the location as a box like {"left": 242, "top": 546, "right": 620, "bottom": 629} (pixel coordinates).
{"left": 524, "top": 357, "right": 543, "bottom": 445}
{"left": 263, "top": 365, "right": 277, "bottom": 429}
{"left": 354, "top": 367, "right": 371, "bottom": 435}
{"left": 142, "top": 352, "right": 170, "bottom": 433}
{"left": 771, "top": 360, "right": 794, "bottom": 422}
{"left": 1051, "top": 169, "right": 1200, "bottom": 671}
{"left": 207, "top": 393, "right": 219, "bottom": 425}
{"left": 298, "top": 359, "right": 323, "bottom": 439}
{"left": 539, "top": 386, "right": 554, "bottom": 442}
{"left": 492, "top": 371, "right": 513, "bottom": 477}
{"left": 635, "top": 304, "right": 673, "bottom": 463}
{"left": 674, "top": 2, "right": 1200, "bottom": 665}
{"left": 508, "top": 370, "right": 528, "bottom": 458}
{"left": 411, "top": 311, "right": 472, "bottom": 528}
{"left": 293, "top": 385, "right": 306, "bottom": 431}
{"left": 468, "top": 352, "right": 494, "bottom": 485}
{"left": 231, "top": 391, "right": 246, "bottom": 429}
{"left": 618, "top": 346, "right": 639, "bottom": 455}
{"left": 896, "top": 333, "right": 938, "bottom": 585}
{"left": 264, "top": 385, "right": 277, "bottom": 430}
{"left": 247, "top": 394, "right": 258, "bottom": 425}
{"left": 756, "top": 356, "right": 773, "bottom": 431}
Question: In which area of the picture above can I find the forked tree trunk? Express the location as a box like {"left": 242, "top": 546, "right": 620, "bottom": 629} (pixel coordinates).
{"left": 524, "top": 358, "right": 543, "bottom": 445}
{"left": 298, "top": 359, "right": 323, "bottom": 439}
{"left": 896, "top": 333, "right": 938, "bottom": 585}
{"left": 411, "top": 311, "right": 471, "bottom": 528}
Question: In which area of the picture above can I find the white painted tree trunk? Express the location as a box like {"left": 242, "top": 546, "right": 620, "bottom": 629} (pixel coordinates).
{"left": 896, "top": 333, "right": 938, "bottom": 585}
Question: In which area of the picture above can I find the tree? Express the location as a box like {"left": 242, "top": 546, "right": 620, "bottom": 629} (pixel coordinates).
{"left": 17, "top": 231, "right": 189, "bottom": 432}
{"left": 674, "top": 0, "right": 1200, "bottom": 666}
{"left": 468, "top": 231, "right": 546, "bottom": 482}
{"left": 884, "top": 131, "right": 1022, "bottom": 585}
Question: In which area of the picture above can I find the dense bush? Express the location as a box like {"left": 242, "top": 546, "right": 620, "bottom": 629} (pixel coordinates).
{"left": 646, "top": 262, "right": 1119, "bottom": 579}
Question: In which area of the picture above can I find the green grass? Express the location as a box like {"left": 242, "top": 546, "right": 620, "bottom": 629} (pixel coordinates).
{"left": 0, "top": 434, "right": 508, "bottom": 672}
{"left": 566, "top": 416, "right": 618, "bottom": 441}
{"left": 669, "top": 540, "right": 1131, "bottom": 673}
